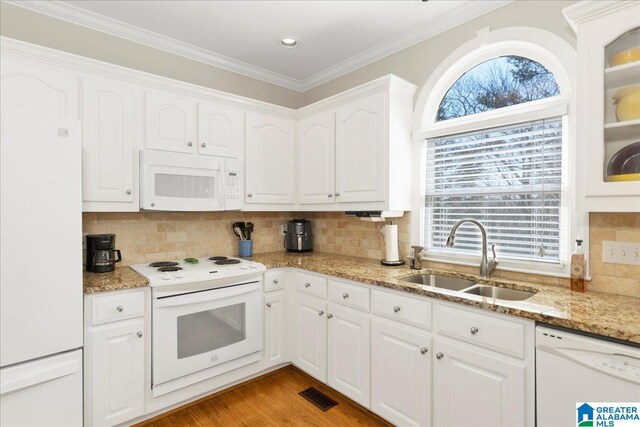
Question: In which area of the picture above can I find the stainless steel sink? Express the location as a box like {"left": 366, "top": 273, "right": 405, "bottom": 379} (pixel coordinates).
{"left": 401, "top": 274, "right": 476, "bottom": 291}
{"left": 462, "top": 285, "right": 535, "bottom": 301}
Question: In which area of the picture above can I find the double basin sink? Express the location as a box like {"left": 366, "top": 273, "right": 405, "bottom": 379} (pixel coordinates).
{"left": 401, "top": 274, "right": 535, "bottom": 301}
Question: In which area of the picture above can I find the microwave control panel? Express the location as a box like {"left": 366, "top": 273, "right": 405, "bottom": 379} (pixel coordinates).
{"left": 224, "top": 160, "right": 242, "bottom": 210}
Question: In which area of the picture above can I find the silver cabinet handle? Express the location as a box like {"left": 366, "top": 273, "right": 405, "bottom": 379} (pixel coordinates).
{"left": 136, "top": 331, "right": 143, "bottom": 338}
{"left": 436, "top": 352, "right": 444, "bottom": 360}
{"left": 247, "top": 193, "right": 253, "bottom": 198}
{"left": 318, "top": 310, "right": 324, "bottom": 316}
{"left": 126, "top": 189, "right": 132, "bottom": 195}
{"left": 116, "top": 306, "right": 123, "bottom": 312}
{"left": 151, "top": 202, "right": 155, "bottom": 207}
{"left": 266, "top": 302, "right": 272, "bottom": 308}
{"left": 187, "top": 141, "right": 193, "bottom": 146}
{"left": 273, "top": 279, "right": 279, "bottom": 284}
{"left": 327, "top": 314, "right": 333, "bottom": 319}
{"left": 342, "top": 293, "right": 349, "bottom": 299}
{"left": 201, "top": 142, "right": 206, "bottom": 148}
{"left": 420, "top": 347, "right": 428, "bottom": 354}
{"left": 470, "top": 327, "right": 479, "bottom": 335}
{"left": 328, "top": 194, "right": 333, "bottom": 198}
{"left": 305, "top": 282, "right": 311, "bottom": 288}
{"left": 393, "top": 306, "right": 401, "bottom": 313}
{"left": 335, "top": 193, "right": 340, "bottom": 197}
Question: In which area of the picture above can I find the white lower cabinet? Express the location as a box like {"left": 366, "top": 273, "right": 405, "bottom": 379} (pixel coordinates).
{"left": 264, "top": 291, "right": 286, "bottom": 369}
{"left": 433, "top": 338, "right": 526, "bottom": 427}
{"left": 371, "top": 318, "right": 431, "bottom": 427}
{"left": 292, "top": 292, "right": 327, "bottom": 381}
{"left": 87, "top": 319, "right": 145, "bottom": 427}
{"left": 327, "top": 303, "right": 370, "bottom": 408}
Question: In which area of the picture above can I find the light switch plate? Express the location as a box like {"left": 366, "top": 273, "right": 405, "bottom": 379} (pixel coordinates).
{"left": 602, "top": 241, "right": 640, "bottom": 266}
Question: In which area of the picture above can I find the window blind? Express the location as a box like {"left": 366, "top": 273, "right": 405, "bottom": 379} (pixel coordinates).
{"left": 424, "top": 118, "right": 563, "bottom": 264}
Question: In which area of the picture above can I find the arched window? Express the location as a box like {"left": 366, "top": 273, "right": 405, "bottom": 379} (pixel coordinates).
{"left": 413, "top": 27, "right": 576, "bottom": 276}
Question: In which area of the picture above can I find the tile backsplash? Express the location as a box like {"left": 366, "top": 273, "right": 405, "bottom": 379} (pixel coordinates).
{"left": 83, "top": 211, "right": 639, "bottom": 297}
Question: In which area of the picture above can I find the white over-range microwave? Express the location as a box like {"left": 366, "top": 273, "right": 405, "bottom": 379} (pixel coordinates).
{"left": 140, "top": 150, "right": 242, "bottom": 211}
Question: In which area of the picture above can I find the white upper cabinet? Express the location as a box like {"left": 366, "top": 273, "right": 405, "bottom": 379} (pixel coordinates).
{"left": 1, "top": 60, "right": 78, "bottom": 118}
{"left": 245, "top": 112, "right": 296, "bottom": 205}
{"left": 198, "top": 102, "right": 243, "bottom": 158}
{"left": 145, "top": 91, "right": 197, "bottom": 154}
{"left": 335, "top": 92, "right": 386, "bottom": 204}
{"left": 82, "top": 77, "right": 137, "bottom": 210}
{"left": 298, "top": 111, "right": 336, "bottom": 204}
{"left": 565, "top": 1, "right": 640, "bottom": 211}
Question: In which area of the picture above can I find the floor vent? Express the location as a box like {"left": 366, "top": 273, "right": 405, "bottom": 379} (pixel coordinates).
{"left": 299, "top": 387, "right": 338, "bottom": 412}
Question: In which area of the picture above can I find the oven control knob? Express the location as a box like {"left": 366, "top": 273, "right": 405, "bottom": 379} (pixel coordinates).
{"left": 162, "top": 272, "right": 171, "bottom": 280}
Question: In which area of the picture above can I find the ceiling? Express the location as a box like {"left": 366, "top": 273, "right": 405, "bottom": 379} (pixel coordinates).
{"left": 9, "top": 1, "right": 510, "bottom": 91}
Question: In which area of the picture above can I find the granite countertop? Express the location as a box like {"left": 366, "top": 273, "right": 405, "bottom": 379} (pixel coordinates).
{"left": 83, "top": 267, "right": 148, "bottom": 294}
{"left": 251, "top": 251, "right": 640, "bottom": 345}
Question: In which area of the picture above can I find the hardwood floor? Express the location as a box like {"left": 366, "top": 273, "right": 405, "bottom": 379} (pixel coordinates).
{"left": 136, "top": 366, "right": 392, "bottom": 427}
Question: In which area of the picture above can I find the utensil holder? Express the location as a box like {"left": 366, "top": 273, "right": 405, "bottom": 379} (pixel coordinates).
{"left": 239, "top": 240, "right": 253, "bottom": 258}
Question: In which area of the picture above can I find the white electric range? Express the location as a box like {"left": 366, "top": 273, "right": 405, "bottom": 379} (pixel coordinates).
{"left": 130, "top": 256, "right": 266, "bottom": 396}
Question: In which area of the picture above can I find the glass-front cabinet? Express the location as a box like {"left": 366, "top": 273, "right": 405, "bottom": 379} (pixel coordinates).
{"left": 565, "top": 1, "right": 640, "bottom": 212}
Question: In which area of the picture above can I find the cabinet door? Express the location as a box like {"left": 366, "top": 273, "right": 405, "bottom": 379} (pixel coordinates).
{"left": 298, "top": 111, "right": 335, "bottom": 204}
{"left": 1, "top": 60, "right": 78, "bottom": 118}
{"left": 433, "top": 339, "right": 526, "bottom": 427}
{"left": 292, "top": 293, "right": 327, "bottom": 382}
{"left": 335, "top": 92, "right": 386, "bottom": 203}
{"left": 90, "top": 320, "right": 144, "bottom": 427}
{"left": 145, "top": 91, "right": 196, "bottom": 153}
{"left": 327, "top": 304, "right": 370, "bottom": 408}
{"left": 371, "top": 318, "right": 431, "bottom": 427}
{"left": 198, "top": 102, "right": 243, "bottom": 158}
{"left": 264, "top": 291, "right": 286, "bottom": 369}
{"left": 82, "top": 77, "right": 136, "bottom": 205}
{"left": 245, "top": 113, "right": 296, "bottom": 204}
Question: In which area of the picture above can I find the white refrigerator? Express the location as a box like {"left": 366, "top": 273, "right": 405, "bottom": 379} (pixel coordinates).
{"left": 0, "top": 110, "right": 83, "bottom": 426}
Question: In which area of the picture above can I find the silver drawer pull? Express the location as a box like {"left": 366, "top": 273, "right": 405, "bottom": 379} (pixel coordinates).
{"left": 266, "top": 302, "right": 272, "bottom": 308}
{"left": 318, "top": 310, "right": 324, "bottom": 316}
{"left": 328, "top": 194, "right": 333, "bottom": 198}
{"left": 305, "top": 282, "right": 311, "bottom": 288}
{"left": 126, "top": 189, "right": 132, "bottom": 195}
{"left": 470, "top": 327, "right": 479, "bottom": 335}
{"left": 136, "top": 331, "right": 142, "bottom": 338}
{"left": 420, "top": 347, "right": 428, "bottom": 355}
{"left": 116, "top": 306, "right": 124, "bottom": 312}
{"left": 273, "top": 279, "right": 279, "bottom": 284}
{"left": 327, "top": 314, "right": 333, "bottom": 319}
{"left": 187, "top": 141, "right": 193, "bottom": 147}
{"left": 436, "top": 352, "right": 444, "bottom": 360}
{"left": 201, "top": 142, "right": 206, "bottom": 148}
{"left": 393, "top": 306, "right": 401, "bottom": 313}
{"left": 247, "top": 193, "right": 253, "bottom": 198}
{"left": 342, "top": 293, "right": 349, "bottom": 299}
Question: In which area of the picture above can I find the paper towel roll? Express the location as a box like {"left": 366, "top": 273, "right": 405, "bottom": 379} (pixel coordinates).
{"left": 384, "top": 224, "right": 399, "bottom": 262}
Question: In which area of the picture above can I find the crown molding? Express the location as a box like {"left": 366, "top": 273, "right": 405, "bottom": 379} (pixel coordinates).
{"left": 6, "top": 0, "right": 511, "bottom": 93}
{"left": 563, "top": 1, "right": 638, "bottom": 32}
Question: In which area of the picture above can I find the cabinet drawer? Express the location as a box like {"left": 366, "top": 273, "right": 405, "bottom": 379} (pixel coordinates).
{"left": 371, "top": 289, "right": 432, "bottom": 330}
{"left": 294, "top": 271, "right": 327, "bottom": 299}
{"left": 91, "top": 290, "right": 145, "bottom": 325}
{"left": 264, "top": 269, "right": 285, "bottom": 292}
{"left": 328, "top": 279, "right": 370, "bottom": 312}
{"left": 436, "top": 304, "right": 525, "bottom": 358}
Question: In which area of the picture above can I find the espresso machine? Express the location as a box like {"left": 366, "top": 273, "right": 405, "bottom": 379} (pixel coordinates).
{"left": 284, "top": 219, "right": 313, "bottom": 252}
{"left": 85, "top": 234, "right": 122, "bottom": 273}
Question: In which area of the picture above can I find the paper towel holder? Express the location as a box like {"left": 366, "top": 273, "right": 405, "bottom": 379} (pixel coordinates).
{"left": 380, "top": 222, "right": 405, "bottom": 266}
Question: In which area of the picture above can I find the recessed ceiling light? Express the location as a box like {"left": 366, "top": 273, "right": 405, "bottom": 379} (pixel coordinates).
{"left": 280, "top": 37, "right": 298, "bottom": 48}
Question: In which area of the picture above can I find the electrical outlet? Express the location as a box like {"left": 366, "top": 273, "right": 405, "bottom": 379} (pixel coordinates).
{"left": 602, "top": 241, "right": 640, "bottom": 266}
{"left": 280, "top": 224, "right": 287, "bottom": 236}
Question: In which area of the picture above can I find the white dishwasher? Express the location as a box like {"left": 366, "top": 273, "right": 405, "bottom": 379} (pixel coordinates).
{"left": 536, "top": 326, "right": 640, "bottom": 427}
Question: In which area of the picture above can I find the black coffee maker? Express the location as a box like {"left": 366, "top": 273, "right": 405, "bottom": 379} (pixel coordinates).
{"left": 85, "top": 234, "right": 122, "bottom": 273}
{"left": 284, "top": 219, "right": 313, "bottom": 252}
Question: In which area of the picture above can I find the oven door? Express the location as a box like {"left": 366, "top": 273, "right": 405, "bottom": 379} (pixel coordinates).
{"left": 152, "top": 281, "right": 261, "bottom": 386}
{"left": 140, "top": 149, "right": 224, "bottom": 211}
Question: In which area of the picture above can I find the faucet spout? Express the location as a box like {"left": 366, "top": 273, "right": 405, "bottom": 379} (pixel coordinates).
{"left": 445, "top": 218, "right": 498, "bottom": 278}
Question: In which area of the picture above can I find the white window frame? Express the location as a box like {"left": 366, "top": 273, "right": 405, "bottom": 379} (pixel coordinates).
{"left": 412, "top": 26, "right": 582, "bottom": 278}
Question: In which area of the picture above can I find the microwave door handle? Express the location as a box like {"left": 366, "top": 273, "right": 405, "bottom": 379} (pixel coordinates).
{"left": 155, "top": 282, "right": 260, "bottom": 308}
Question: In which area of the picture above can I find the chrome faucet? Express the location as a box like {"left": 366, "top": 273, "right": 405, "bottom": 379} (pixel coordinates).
{"left": 445, "top": 218, "right": 498, "bottom": 278}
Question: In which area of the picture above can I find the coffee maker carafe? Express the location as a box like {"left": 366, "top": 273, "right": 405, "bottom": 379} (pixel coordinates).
{"left": 85, "top": 234, "right": 122, "bottom": 273}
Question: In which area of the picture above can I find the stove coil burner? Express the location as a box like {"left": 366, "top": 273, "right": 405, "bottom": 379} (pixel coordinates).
{"left": 215, "top": 259, "right": 241, "bottom": 265}
{"left": 149, "top": 261, "right": 179, "bottom": 268}
{"left": 157, "top": 266, "right": 183, "bottom": 272}
{"left": 208, "top": 256, "right": 228, "bottom": 261}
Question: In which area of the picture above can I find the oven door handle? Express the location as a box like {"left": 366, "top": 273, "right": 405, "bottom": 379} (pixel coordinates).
{"left": 155, "top": 282, "right": 260, "bottom": 308}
